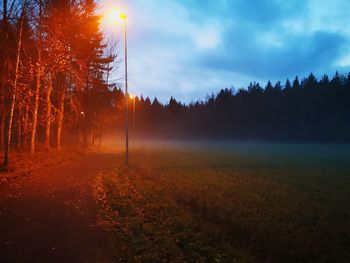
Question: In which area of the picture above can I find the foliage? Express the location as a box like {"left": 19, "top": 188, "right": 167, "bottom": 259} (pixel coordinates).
{"left": 0, "top": 0, "right": 117, "bottom": 165}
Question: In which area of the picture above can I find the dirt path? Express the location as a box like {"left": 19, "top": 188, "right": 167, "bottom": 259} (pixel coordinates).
{"left": 0, "top": 152, "right": 118, "bottom": 263}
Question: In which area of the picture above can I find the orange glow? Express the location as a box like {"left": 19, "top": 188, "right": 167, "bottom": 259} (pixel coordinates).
{"left": 129, "top": 95, "right": 134, "bottom": 99}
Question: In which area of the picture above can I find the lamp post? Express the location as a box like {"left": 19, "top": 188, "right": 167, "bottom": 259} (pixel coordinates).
{"left": 104, "top": 10, "right": 129, "bottom": 165}
{"left": 120, "top": 13, "right": 129, "bottom": 166}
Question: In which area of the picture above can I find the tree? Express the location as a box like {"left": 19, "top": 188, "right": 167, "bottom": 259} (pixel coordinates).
{"left": 30, "top": 0, "right": 44, "bottom": 155}
{"left": 2, "top": 1, "right": 26, "bottom": 166}
{"left": 285, "top": 79, "right": 292, "bottom": 91}
{"left": 0, "top": 0, "right": 118, "bottom": 161}
{"left": 292, "top": 76, "right": 300, "bottom": 90}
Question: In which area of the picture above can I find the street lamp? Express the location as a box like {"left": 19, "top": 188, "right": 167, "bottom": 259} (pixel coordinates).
{"left": 121, "top": 13, "right": 129, "bottom": 166}
{"left": 104, "top": 9, "right": 129, "bottom": 165}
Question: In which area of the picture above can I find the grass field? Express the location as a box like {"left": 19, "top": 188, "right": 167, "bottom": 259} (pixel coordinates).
{"left": 96, "top": 141, "right": 350, "bottom": 262}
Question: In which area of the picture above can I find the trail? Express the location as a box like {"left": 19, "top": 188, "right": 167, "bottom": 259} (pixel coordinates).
{"left": 0, "top": 152, "right": 117, "bottom": 263}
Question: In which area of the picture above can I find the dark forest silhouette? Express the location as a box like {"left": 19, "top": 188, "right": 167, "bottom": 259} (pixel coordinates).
{"left": 123, "top": 72, "right": 350, "bottom": 142}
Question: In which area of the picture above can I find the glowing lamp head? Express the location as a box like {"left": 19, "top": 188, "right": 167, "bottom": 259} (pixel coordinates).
{"left": 129, "top": 95, "right": 134, "bottom": 99}
{"left": 105, "top": 9, "right": 126, "bottom": 25}
{"left": 120, "top": 13, "right": 126, "bottom": 20}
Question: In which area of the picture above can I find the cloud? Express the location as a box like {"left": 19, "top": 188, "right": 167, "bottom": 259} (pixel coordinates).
{"left": 197, "top": 30, "right": 347, "bottom": 79}
{"left": 193, "top": 25, "right": 221, "bottom": 50}
{"left": 100, "top": 0, "right": 350, "bottom": 103}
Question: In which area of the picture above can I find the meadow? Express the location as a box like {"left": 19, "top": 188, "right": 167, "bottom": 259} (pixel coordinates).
{"left": 97, "top": 141, "right": 350, "bottom": 262}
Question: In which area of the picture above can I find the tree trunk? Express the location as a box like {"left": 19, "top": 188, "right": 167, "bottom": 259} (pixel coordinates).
{"left": 91, "top": 124, "right": 95, "bottom": 145}
{"left": 3, "top": 0, "right": 7, "bottom": 21}
{"left": 99, "top": 114, "right": 104, "bottom": 147}
{"left": 0, "top": 113, "right": 4, "bottom": 150}
{"left": 0, "top": 0, "right": 8, "bottom": 150}
{"left": 3, "top": 10, "right": 24, "bottom": 166}
{"left": 57, "top": 89, "right": 64, "bottom": 150}
{"left": 83, "top": 124, "right": 87, "bottom": 146}
{"left": 23, "top": 104, "right": 29, "bottom": 150}
{"left": 44, "top": 74, "right": 52, "bottom": 150}
{"left": 30, "top": 0, "right": 42, "bottom": 156}
{"left": 91, "top": 112, "right": 96, "bottom": 145}
{"left": 30, "top": 52, "right": 41, "bottom": 155}
{"left": 17, "top": 102, "right": 22, "bottom": 149}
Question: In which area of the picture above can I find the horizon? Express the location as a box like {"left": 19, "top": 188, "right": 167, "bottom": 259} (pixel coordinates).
{"left": 110, "top": 70, "right": 350, "bottom": 105}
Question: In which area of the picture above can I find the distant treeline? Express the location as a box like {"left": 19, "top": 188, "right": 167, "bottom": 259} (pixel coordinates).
{"left": 123, "top": 72, "right": 350, "bottom": 142}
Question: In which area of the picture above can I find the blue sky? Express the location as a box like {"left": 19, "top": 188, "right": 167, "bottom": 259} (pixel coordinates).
{"left": 99, "top": 0, "right": 350, "bottom": 103}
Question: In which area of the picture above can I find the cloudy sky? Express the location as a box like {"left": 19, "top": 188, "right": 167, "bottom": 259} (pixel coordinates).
{"left": 99, "top": 0, "right": 350, "bottom": 103}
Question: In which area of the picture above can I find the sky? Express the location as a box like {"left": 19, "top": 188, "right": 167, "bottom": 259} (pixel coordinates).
{"left": 99, "top": 0, "right": 350, "bottom": 103}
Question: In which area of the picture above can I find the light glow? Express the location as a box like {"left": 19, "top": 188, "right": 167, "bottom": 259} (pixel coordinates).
{"left": 104, "top": 8, "right": 126, "bottom": 25}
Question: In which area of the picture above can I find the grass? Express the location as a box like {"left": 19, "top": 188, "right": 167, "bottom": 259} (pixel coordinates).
{"left": 96, "top": 141, "right": 350, "bottom": 262}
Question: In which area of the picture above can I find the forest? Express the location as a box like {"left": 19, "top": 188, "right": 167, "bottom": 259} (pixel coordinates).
{"left": 0, "top": 0, "right": 118, "bottom": 167}
{"left": 2, "top": 0, "right": 350, "bottom": 169}
{"left": 132, "top": 72, "right": 350, "bottom": 142}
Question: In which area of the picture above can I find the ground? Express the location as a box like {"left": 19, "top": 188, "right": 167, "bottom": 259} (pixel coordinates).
{"left": 0, "top": 151, "right": 117, "bottom": 263}
{"left": 0, "top": 142, "right": 350, "bottom": 262}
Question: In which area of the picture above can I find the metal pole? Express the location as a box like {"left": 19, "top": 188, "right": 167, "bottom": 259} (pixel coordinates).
{"left": 124, "top": 17, "right": 129, "bottom": 166}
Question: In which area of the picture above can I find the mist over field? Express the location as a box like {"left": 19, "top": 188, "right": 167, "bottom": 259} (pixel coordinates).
{"left": 89, "top": 137, "right": 350, "bottom": 262}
